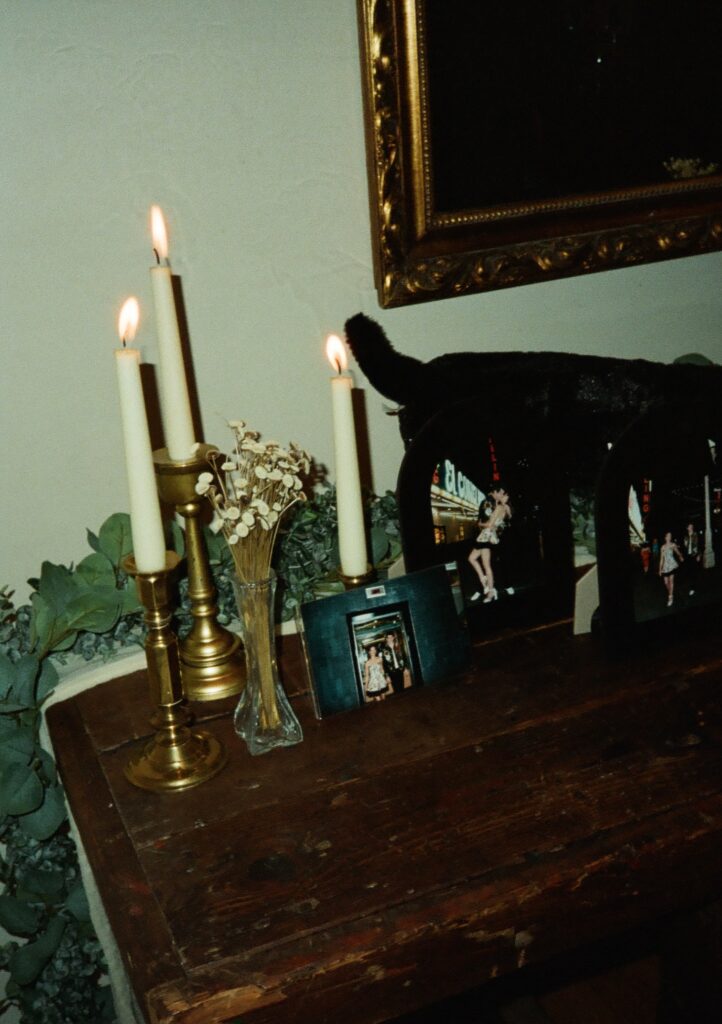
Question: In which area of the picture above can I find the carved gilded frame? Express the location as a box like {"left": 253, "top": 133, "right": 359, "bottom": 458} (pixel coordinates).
{"left": 357, "top": 0, "right": 722, "bottom": 308}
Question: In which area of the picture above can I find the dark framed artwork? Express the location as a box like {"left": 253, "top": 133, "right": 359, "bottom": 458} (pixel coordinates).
{"left": 298, "top": 565, "right": 470, "bottom": 717}
{"left": 596, "top": 400, "right": 722, "bottom": 650}
{"left": 396, "top": 398, "right": 576, "bottom": 637}
{"left": 357, "top": 0, "right": 722, "bottom": 308}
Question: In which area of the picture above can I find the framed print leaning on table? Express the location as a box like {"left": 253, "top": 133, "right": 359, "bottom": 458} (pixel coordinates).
{"left": 299, "top": 565, "right": 470, "bottom": 717}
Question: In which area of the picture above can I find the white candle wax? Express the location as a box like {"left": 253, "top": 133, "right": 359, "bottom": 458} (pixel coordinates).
{"left": 149, "top": 205, "right": 196, "bottom": 461}
{"left": 115, "top": 303, "right": 166, "bottom": 573}
{"left": 326, "top": 335, "right": 368, "bottom": 577}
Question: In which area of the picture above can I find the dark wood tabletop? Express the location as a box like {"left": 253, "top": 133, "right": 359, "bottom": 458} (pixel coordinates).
{"left": 46, "top": 622, "right": 722, "bottom": 1024}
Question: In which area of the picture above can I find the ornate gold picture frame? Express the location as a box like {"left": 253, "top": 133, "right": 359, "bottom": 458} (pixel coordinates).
{"left": 357, "top": 0, "right": 722, "bottom": 308}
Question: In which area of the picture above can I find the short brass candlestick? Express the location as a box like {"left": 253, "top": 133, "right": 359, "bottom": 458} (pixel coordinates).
{"left": 122, "top": 553, "right": 226, "bottom": 792}
{"left": 154, "top": 444, "right": 245, "bottom": 702}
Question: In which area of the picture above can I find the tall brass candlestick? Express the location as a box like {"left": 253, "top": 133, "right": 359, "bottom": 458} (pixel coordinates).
{"left": 122, "top": 552, "right": 226, "bottom": 792}
{"left": 154, "top": 444, "right": 245, "bottom": 701}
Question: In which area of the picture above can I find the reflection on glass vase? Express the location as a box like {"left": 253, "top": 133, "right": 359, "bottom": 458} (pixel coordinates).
{"left": 231, "top": 571, "right": 303, "bottom": 755}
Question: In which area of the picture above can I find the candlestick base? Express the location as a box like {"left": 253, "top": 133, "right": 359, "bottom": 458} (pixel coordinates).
{"left": 339, "top": 565, "right": 376, "bottom": 590}
{"left": 123, "top": 553, "right": 227, "bottom": 793}
{"left": 154, "top": 445, "right": 246, "bottom": 702}
{"left": 124, "top": 710, "right": 227, "bottom": 793}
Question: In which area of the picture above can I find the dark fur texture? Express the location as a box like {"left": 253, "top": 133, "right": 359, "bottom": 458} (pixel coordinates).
{"left": 344, "top": 313, "right": 720, "bottom": 480}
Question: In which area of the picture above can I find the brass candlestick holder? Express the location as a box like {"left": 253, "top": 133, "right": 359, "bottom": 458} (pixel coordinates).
{"left": 122, "top": 552, "right": 226, "bottom": 792}
{"left": 339, "top": 565, "right": 376, "bottom": 590}
{"left": 154, "top": 444, "right": 245, "bottom": 701}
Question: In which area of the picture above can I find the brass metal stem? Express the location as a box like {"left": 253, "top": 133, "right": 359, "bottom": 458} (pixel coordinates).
{"left": 154, "top": 445, "right": 245, "bottom": 701}
{"left": 122, "top": 553, "right": 226, "bottom": 792}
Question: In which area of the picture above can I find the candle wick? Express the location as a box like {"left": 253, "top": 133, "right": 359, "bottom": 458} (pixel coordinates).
{"left": 153, "top": 247, "right": 161, "bottom": 266}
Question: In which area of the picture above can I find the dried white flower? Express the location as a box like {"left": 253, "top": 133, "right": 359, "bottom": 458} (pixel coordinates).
{"left": 196, "top": 422, "right": 310, "bottom": 584}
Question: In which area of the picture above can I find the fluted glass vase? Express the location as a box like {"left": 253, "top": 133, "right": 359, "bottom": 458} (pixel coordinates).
{"left": 231, "top": 571, "right": 303, "bottom": 755}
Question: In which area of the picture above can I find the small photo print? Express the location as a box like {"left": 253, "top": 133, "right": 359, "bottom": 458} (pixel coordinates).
{"left": 629, "top": 442, "right": 722, "bottom": 623}
{"left": 349, "top": 607, "right": 417, "bottom": 704}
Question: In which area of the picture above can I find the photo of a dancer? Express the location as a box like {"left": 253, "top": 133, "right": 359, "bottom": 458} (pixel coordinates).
{"left": 430, "top": 441, "right": 547, "bottom": 613}
{"left": 468, "top": 485, "right": 512, "bottom": 603}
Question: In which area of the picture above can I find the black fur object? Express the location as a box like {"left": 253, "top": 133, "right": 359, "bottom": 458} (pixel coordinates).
{"left": 344, "top": 312, "right": 722, "bottom": 466}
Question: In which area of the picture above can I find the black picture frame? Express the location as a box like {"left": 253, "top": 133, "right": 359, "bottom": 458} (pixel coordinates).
{"left": 357, "top": 0, "right": 722, "bottom": 308}
{"left": 396, "top": 398, "right": 576, "bottom": 638}
{"left": 596, "top": 399, "right": 722, "bottom": 650}
{"left": 299, "top": 565, "right": 471, "bottom": 717}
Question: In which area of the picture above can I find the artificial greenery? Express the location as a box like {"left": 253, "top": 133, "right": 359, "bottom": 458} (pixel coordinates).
{"left": 0, "top": 488, "right": 400, "bottom": 1023}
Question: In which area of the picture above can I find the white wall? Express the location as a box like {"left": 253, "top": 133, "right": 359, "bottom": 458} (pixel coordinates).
{"left": 3, "top": 0, "right": 722, "bottom": 604}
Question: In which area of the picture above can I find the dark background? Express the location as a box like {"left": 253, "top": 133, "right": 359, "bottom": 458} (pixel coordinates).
{"left": 425, "top": 0, "right": 722, "bottom": 210}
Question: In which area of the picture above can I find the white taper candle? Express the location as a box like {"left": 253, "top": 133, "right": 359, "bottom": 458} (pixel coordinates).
{"left": 115, "top": 298, "right": 166, "bottom": 573}
{"left": 149, "top": 205, "right": 196, "bottom": 461}
{"left": 326, "top": 334, "right": 368, "bottom": 577}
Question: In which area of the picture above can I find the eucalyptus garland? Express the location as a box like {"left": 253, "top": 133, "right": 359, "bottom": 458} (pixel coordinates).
{"left": 0, "top": 488, "right": 400, "bottom": 1023}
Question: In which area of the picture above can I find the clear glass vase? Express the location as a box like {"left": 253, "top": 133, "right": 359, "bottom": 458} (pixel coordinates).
{"left": 231, "top": 571, "right": 303, "bottom": 755}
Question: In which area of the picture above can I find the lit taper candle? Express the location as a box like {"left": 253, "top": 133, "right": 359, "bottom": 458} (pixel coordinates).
{"left": 115, "top": 298, "right": 166, "bottom": 573}
{"left": 325, "top": 334, "right": 368, "bottom": 577}
{"left": 149, "top": 205, "right": 196, "bottom": 461}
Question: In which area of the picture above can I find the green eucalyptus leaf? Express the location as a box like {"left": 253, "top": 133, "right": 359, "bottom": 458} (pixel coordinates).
{"left": 369, "top": 525, "right": 391, "bottom": 567}
{"left": 36, "top": 747, "right": 58, "bottom": 786}
{"left": 0, "top": 762, "right": 44, "bottom": 816}
{"left": 119, "top": 586, "right": 142, "bottom": 615}
{"left": 36, "top": 659, "right": 59, "bottom": 703}
{"left": 29, "top": 592, "right": 78, "bottom": 658}
{"left": 9, "top": 915, "right": 66, "bottom": 985}
{"left": 64, "top": 592, "right": 121, "bottom": 635}
{"left": 10, "top": 654, "right": 40, "bottom": 707}
{"left": 0, "top": 652, "right": 14, "bottom": 698}
{"left": 51, "top": 630, "right": 78, "bottom": 653}
{"left": 202, "top": 526, "right": 226, "bottom": 563}
{"left": 0, "top": 700, "right": 33, "bottom": 715}
{"left": 169, "top": 520, "right": 185, "bottom": 557}
{"left": 18, "top": 784, "right": 67, "bottom": 841}
{"left": 0, "top": 724, "right": 35, "bottom": 768}
{"left": 86, "top": 528, "right": 101, "bottom": 553}
{"left": 29, "top": 592, "right": 54, "bottom": 655}
{"left": 0, "top": 896, "right": 41, "bottom": 938}
{"left": 17, "top": 867, "right": 65, "bottom": 901}
{"left": 75, "top": 552, "right": 116, "bottom": 589}
{"left": 65, "top": 881, "right": 91, "bottom": 922}
{"left": 36, "top": 562, "right": 75, "bottom": 614}
{"left": 97, "top": 513, "right": 134, "bottom": 569}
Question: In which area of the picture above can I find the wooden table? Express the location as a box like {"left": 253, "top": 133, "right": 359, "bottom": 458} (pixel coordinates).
{"left": 46, "top": 622, "right": 722, "bottom": 1024}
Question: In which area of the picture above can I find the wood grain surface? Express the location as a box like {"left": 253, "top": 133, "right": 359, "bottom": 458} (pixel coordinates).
{"left": 47, "top": 623, "right": 722, "bottom": 1024}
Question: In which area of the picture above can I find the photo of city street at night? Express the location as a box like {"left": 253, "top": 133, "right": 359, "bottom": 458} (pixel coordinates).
{"left": 630, "top": 464, "right": 722, "bottom": 623}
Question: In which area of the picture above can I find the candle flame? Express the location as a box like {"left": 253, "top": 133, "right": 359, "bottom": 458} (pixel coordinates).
{"left": 118, "top": 297, "right": 140, "bottom": 345}
{"left": 325, "top": 334, "right": 348, "bottom": 374}
{"left": 150, "top": 204, "right": 169, "bottom": 261}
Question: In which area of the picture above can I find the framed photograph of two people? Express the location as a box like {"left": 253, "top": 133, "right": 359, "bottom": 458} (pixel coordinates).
{"left": 299, "top": 565, "right": 470, "bottom": 718}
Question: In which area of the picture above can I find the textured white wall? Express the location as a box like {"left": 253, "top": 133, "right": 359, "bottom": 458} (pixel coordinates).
{"left": 3, "top": 0, "right": 722, "bottom": 604}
